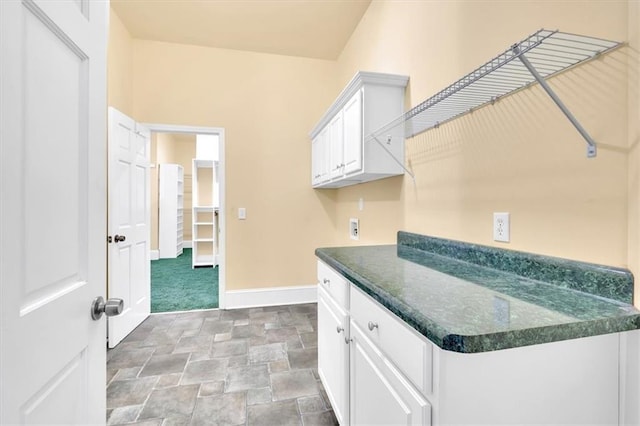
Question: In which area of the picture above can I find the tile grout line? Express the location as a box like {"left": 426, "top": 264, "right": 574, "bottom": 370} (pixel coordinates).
{"left": 108, "top": 305, "right": 334, "bottom": 426}
{"left": 131, "top": 317, "right": 178, "bottom": 425}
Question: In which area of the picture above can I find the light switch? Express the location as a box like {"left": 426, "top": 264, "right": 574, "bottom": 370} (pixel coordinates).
{"left": 238, "top": 207, "right": 246, "bottom": 220}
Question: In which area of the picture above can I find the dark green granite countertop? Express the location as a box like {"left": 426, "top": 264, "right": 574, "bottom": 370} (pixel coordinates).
{"left": 316, "top": 233, "right": 640, "bottom": 353}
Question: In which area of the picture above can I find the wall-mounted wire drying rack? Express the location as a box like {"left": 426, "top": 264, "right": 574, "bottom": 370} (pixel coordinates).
{"left": 366, "top": 29, "right": 623, "bottom": 177}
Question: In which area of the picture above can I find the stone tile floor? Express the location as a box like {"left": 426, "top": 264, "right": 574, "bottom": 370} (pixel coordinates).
{"left": 107, "top": 303, "right": 338, "bottom": 426}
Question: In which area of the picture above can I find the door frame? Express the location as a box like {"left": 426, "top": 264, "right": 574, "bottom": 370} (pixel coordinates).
{"left": 142, "top": 123, "right": 227, "bottom": 309}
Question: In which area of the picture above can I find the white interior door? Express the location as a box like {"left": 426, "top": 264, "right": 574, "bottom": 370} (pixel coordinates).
{"left": 108, "top": 108, "right": 151, "bottom": 348}
{"left": 0, "top": 0, "right": 108, "bottom": 424}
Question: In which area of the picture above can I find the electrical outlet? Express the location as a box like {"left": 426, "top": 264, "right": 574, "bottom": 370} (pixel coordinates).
{"left": 493, "top": 212, "right": 510, "bottom": 242}
{"left": 350, "top": 218, "right": 359, "bottom": 240}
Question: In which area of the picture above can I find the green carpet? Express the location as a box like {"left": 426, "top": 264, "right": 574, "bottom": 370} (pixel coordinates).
{"left": 151, "top": 248, "right": 219, "bottom": 313}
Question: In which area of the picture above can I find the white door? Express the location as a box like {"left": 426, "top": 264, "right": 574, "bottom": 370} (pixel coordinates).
{"left": 0, "top": 0, "right": 108, "bottom": 424}
{"left": 108, "top": 108, "right": 151, "bottom": 348}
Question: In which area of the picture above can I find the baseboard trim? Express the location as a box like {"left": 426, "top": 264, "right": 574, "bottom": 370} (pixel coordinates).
{"left": 225, "top": 284, "right": 317, "bottom": 310}
{"left": 150, "top": 250, "right": 159, "bottom": 261}
{"left": 183, "top": 240, "right": 193, "bottom": 249}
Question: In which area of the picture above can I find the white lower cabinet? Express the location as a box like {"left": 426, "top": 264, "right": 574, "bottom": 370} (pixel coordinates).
{"left": 318, "top": 260, "right": 430, "bottom": 426}
{"left": 435, "top": 332, "right": 620, "bottom": 425}
{"left": 350, "top": 322, "right": 431, "bottom": 426}
{"left": 317, "top": 259, "right": 628, "bottom": 426}
{"left": 317, "top": 288, "right": 349, "bottom": 425}
{"left": 350, "top": 285, "right": 432, "bottom": 396}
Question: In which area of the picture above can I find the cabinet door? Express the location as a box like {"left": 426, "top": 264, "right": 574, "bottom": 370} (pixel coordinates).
{"left": 318, "top": 289, "right": 349, "bottom": 425}
{"left": 350, "top": 322, "right": 430, "bottom": 426}
{"left": 342, "top": 89, "right": 363, "bottom": 175}
{"left": 311, "top": 133, "right": 323, "bottom": 185}
{"left": 329, "top": 111, "right": 344, "bottom": 179}
{"left": 192, "top": 160, "right": 216, "bottom": 267}
{"left": 320, "top": 127, "right": 331, "bottom": 182}
{"left": 312, "top": 127, "right": 330, "bottom": 186}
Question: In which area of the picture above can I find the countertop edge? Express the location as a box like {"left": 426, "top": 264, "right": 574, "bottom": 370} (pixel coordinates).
{"left": 315, "top": 248, "right": 640, "bottom": 354}
{"left": 398, "top": 231, "right": 635, "bottom": 304}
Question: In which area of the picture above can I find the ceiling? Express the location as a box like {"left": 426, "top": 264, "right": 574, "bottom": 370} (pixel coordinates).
{"left": 111, "top": 0, "right": 372, "bottom": 60}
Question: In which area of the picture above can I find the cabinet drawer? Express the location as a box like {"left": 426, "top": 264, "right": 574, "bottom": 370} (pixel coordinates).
{"left": 350, "top": 285, "right": 433, "bottom": 396}
{"left": 317, "top": 261, "right": 349, "bottom": 309}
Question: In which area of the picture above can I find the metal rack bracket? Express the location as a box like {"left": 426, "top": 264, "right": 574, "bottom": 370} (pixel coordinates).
{"left": 513, "top": 44, "right": 598, "bottom": 158}
{"left": 372, "top": 135, "right": 415, "bottom": 179}
{"left": 366, "top": 29, "right": 622, "bottom": 162}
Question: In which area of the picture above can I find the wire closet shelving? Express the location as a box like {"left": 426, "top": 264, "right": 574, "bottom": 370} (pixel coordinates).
{"left": 366, "top": 29, "right": 623, "bottom": 177}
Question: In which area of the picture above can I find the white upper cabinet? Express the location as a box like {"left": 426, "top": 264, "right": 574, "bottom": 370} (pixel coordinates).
{"left": 342, "top": 90, "right": 363, "bottom": 175}
{"left": 329, "top": 111, "right": 344, "bottom": 180}
{"left": 310, "top": 71, "right": 409, "bottom": 188}
{"left": 311, "top": 127, "right": 330, "bottom": 186}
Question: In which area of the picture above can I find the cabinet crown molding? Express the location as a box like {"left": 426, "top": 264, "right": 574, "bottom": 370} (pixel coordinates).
{"left": 310, "top": 71, "right": 409, "bottom": 139}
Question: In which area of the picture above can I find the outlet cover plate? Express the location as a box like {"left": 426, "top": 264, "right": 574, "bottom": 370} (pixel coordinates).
{"left": 350, "top": 218, "right": 359, "bottom": 241}
{"left": 493, "top": 212, "right": 510, "bottom": 242}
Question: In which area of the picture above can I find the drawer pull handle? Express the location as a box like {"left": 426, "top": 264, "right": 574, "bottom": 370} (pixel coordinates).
{"left": 336, "top": 326, "right": 344, "bottom": 334}
{"left": 323, "top": 278, "right": 330, "bottom": 285}
{"left": 345, "top": 337, "right": 352, "bottom": 344}
{"left": 367, "top": 321, "right": 378, "bottom": 331}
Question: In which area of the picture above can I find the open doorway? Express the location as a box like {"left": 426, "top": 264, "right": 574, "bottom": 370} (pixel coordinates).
{"left": 146, "top": 124, "right": 226, "bottom": 313}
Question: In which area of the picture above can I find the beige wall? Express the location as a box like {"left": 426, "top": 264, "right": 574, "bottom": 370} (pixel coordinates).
{"left": 131, "top": 40, "right": 339, "bottom": 289}
{"left": 109, "top": 2, "right": 639, "bottom": 306}
{"left": 151, "top": 133, "right": 197, "bottom": 250}
{"left": 107, "top": 8, "right": 133, "bottom": 116}
{"left": 332, "top": 0, "right": 638, "bottom": 305}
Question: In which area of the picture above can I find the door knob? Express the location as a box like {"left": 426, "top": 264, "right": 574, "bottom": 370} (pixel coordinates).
{"left": 91, "top": 296, "right": 124, "bottom": 320}
{"left": 114, "top": 235, "right": 126, "bottom": 242}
